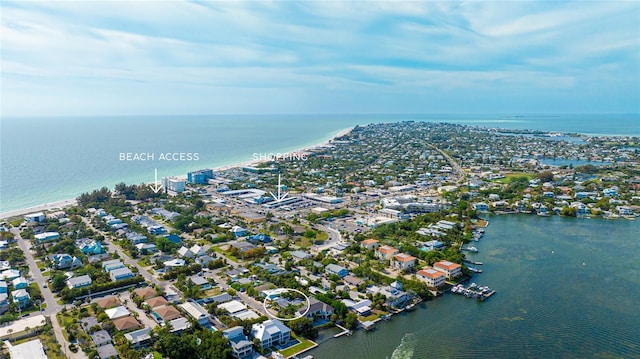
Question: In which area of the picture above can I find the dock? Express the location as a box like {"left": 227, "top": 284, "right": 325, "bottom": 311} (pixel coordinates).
{"left": 464, "top": 259, "right": 483, "bottom": 265}
{"left": 333, "top": 324, "right": 353, "bottom": 338}
{"left": 451, "top": 283, "right": 496, "bottom": 301}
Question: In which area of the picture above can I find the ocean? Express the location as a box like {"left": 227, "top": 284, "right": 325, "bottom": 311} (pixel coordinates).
{"left": 1, "top": 113, "right": 638, "bottom": 213}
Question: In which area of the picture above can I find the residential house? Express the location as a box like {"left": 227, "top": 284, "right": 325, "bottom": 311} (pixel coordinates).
{"left": 96, "top": 344, "right": 119, "bottom": 359}
{"left": 300, "top": 297, "right": 334, "bottom": 321}
{"left": 251, "top": 319, "right": 291, "bottom": 348}
{"left": 126, "top": 232, "right": 147, "bottom": 245}
{"left": 179, "top": 301, "right": 211, "bottom": 326}
{"left": 134, "top": 287, "right": 157, "bottom": 300}
{"left": 135, "top": 243, "right": 157, "bottom": 253}
{"left": 177, "top": 246, "right": 194, "bottom": 259}
{"left": 231, "top": 226, "right": 248, "bottom": 237}
{"left": 0, "top": 293, "right": 9, "bottom": 314}
{"left": 90, "top": 330, "right": 112, "bottom": 347}
{"left": 168, "top": 317, "right": 191, "bottom": 334}
{"left": 144, "top": 296, "right": 168, "bottom": 309}
{"left": 341, "top": 299, "right": 372, "bottom": 316}
{"left": 102, "top": 259, "right": 125, "bottom": 272}
{"left": 188, "top": 275, "right": 211, "bottom": 291}
{"left": 163, "top": 258, "right": 186, "bottom": 269}
{"left": 95, "top": 296, "right": 120, "bottom": 309}
{"left": 433, "top": 260, "right": 462, "bottom": 279}
{"left": 50, "top": 254, "right": 82, "bottom": 269}
{"left": 124, "top": 327, "right": 152, "bottom": 349}
{"left": 376, "top": 245, "right": 399, "bottom": 260}
{"left": 34, "top": 232, "right": 60, "bottom": 242}
{"left": 67, "top": 275, "right": 92, "bottom": 289}
{"left": 105, "top": 306, "right": 130, "bottom": 320}
{"left": 0, "top": 281, "right": 7, "bottom": 293}
{"left": 112, "top": 316, "right": 141, "bottom": 332}
{"left": 473, "top": 202, "right": 490, "bottom": 212}
{"left": 11, "top": 289, "right": 30, "bottom": 308}
{"left": 1, "top": 269, "right": 20, "bottom": 281}
{"left": 391, "top": 253, "right": 417, "bottom": 270}
{"left": 76, "top": 238, "right": 103, "bottom": 255}
{"left": 24, "top": 212, "right": 45, "bottom": 223}
{"left": 360, "top": 239, "right": 380, "bottom": 251}
{"left": 154, "top": 305, "right": 182, "bottom": 322}
{"left": 223, "top": 326, "right": 254, "bottom": 359}
{"left": 110, "top": 267, "right": 134, "bottom": 282}
{"left": 290, "top": 250, "right": 312, "bottom": 262}
{"left": 11, "top": 277, "right": 29, "bottom": 290}
{"left": 417, "top": 268, "right": 446, "bottom": 287}
{"left": 325, "top": 264, "right": 349, "bottom": 278}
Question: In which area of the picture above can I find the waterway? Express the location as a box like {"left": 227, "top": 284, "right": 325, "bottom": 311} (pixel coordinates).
{"left": 308, "top": 214, "right": 640, "bottom": 358}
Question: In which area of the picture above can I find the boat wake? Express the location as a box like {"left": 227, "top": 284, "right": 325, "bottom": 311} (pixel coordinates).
{"left": 390, "top": 333, "right": 417, "bottom": 359}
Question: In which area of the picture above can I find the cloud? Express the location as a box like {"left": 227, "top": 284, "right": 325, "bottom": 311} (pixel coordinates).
{"left": 1, "top": 0, "right": 638, "bottom": 116}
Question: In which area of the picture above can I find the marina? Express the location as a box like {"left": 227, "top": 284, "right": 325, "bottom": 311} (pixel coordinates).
{"left": 451, "top": 283, "right": 496, "bottom": 301}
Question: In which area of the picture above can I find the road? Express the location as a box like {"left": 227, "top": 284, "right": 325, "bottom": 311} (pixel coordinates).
{"left": 12, "top": 227, "right": 87, "bottom": 359}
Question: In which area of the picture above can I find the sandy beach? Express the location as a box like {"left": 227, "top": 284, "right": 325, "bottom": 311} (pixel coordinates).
{"left": 0, "top": 126, "right": 354, "bottom": 221}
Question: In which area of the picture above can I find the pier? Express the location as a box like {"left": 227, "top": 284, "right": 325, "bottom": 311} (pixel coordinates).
{"left": 333, "top": 324, "right": 353, "bottom": 338}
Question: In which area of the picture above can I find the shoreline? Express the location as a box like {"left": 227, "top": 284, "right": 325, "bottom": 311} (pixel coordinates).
{"left": 0, "top": 126, "right": 355, "bottom": 220}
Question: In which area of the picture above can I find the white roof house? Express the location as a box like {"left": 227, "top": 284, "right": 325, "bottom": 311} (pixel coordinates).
{"left": 5, "top": 339, "right": 47, "bottom": 359}
{"left": 105, "top": 305, "right": 130, "bottom": 320}
{"left": 179, "top": 301, "right": 210, "bottom": 325}
{"left": 251, "top": 319, "right": 291, "bottom": 348}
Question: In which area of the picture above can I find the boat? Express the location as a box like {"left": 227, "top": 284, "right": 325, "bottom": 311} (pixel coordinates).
{"left": 462, "top": 246, "right": 478, "bottom": 252}
{"left": 468, "top": 266, "right": 483, "bottom": 273}
{"left": 405, "top": 303, "right": 416, "bottom": 311}
{"left": 464, "top": 259, "right": 483, "bottom": 265}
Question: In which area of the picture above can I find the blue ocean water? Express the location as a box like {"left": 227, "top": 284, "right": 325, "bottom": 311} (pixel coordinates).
{"left": 1, "top": 113, "right": 638, "bottom": 213}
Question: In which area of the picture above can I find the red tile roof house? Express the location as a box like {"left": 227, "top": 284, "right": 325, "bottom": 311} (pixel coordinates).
{"left": 376, "top": 245, "right": 399, "bottom": 260}
{"left": 433, "top": 260, "right": 462, "bottom": 279}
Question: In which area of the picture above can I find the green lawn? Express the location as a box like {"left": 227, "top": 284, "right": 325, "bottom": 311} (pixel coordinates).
{"left": 359, "top": 313, "right": 379, "bottom": 322}
{"left": 278, "top": 334, "right": 317, "bottom": 358}
{"left": 493, "top": 172, "right": 535, "bottom": 183}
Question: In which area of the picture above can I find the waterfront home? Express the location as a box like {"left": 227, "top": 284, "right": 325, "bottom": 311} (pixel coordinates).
{"left": 391, "top": 253, "right": 417, "bottom": 270}
{"left": 11, "top": 277, "right": 29, "bottom": 290}
{"left": 300, "top": 297, "right": 334, "bottom": 321}
{"left": 223, "top": 326, "right": 255, "bottom": 359}
{"left": 342, "top": 299, "right": 372, "bottom": 316}
{"left": 179, "top": 301, "right": 211, "bottom": 326}
{"left": 110, "top": 267, "right": 134, "bottom": 282}
{"left": 66, "top": 275, "right": 92, "bottom": 289}
{"left": 24, "top": 212, "right": 45, "bottom": 223}
{"left": 361, "top": 238, "right": 380, "bottom": 251}
{"left": 433, "top": 260, "right": 462, "bottom": 279}
{"left": 11, "top": 289, "right": 30, "bottom": 308}
{"left": 124, "top": 327, "right": 152, "bottom": 349}
{"left": 617, "top": 206, "right": 634, "bottom": 216}
{"left": 34, "top": 232, "right": 60, "bottom": 242}
{"left": 325, "top": 263, "right": 349, "bottom": 278}
{"left": 417, "top": 268, "right": 446, "bottom": 287}
{"left": 473, "top": 202, "right": 490, "bottom": 212}
{"left": 570, "top": 202, "right": 591, "bottom": 216}
{"left": 251, "top": 319, "right": 291, "bottom": 349}
{"left": 376, "top": 245, "right": 399, "bottom": 260}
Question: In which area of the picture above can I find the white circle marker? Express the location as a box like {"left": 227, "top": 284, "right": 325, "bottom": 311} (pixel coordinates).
{"left": 261, "top": 288, "right": 310, "bottom": 321}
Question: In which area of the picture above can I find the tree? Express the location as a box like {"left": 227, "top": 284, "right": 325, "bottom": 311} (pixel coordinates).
{"left": 287, "top": 317, "right": 318, "bottom": 339}
{"left": 344, "top": 312, "right": 358, "bottom": 330}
